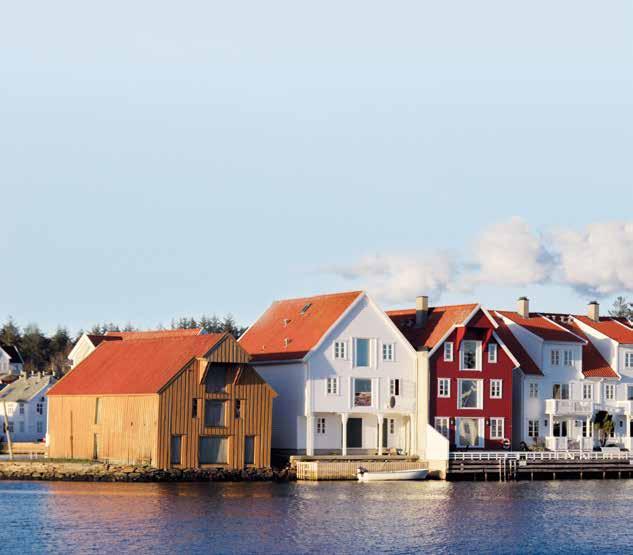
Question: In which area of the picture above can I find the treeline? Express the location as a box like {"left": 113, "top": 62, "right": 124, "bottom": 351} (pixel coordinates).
{"left": 0, "top": 314, "right": 247, "bottom": 374}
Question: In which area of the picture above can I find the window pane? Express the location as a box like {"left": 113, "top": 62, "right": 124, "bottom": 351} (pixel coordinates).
{"left": 458, "top": 419, "right": 480, "bottom": 447}
{"left": 354, "top": 379, "right": 372, "bottom": 406}
{"left": 199, "top": 437, "right": 227, "bottom": 464}
{"left": 462, "top": 342, "right": 477, "bottom": 369}
{"left": 459, "top": 380, "right": 479, "bottom": 408}
{"left": 205, "top": 400, "right": 225, "bottom": 427}
{"left": 355, "top": 339, "right": 370, "bottom": 367}
{"left": 205, "top": 366, "right": 227, "bottom": 393}
{"left": 244, "top": 436, "right": 255, "bottom": 465}
{"left": 170, "top": 435, "right": 181, "bottom": 465}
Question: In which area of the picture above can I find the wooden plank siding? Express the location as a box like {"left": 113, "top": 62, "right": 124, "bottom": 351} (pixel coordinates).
{"left": 156, "top": 336, "right": 275, "bottom": 469}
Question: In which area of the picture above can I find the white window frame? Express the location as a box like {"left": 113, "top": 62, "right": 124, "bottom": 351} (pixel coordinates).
{"left": 353, "top": 338, "right": 371, "bottom": 368}
{"left": 444, "top": 342, "right": 454, "bottom": 362}
{"left": 333, "top": 341, "right": 347, "bottom": 360}
{"left": 457, "top": 379, "right": 483, "bottom": 410}
{"left": 434, "top": 417, "right": 450, "bottom": 440}
{"left": 389, "top": 378, "right": 400, "bottom": 396}
{"left": 316, "top": 417, "right": 326, "bottom": 435}
{"left": 382, "top": 342, "right": 395, "bottom": 362}
{"left": 563, "top": 350, "right": 573, "bottom": 367}
{"left": 490, "top": 417, "right": 504, "bottom": 440}
{"left": 605, "top": 383, "right": 616, "bottom": 401}
{"left": 460, "top": 341, "right": 482, "bottom": 371}
{"left": 528, "top": 419, "right": 540, "bottom": 438}
{"left": 488, "top": 343, "right": 498, "bottom": 364}
{"left": 490, "top": 379, "right": 503, "bottom": 399}
{"left": 626, "top": 352, "right": 633, "bottom": 369}
{"left": 551, "top": 349, "right": 561, "bottom": 367}
{"left": 36, "top": 421, "right": 43, "bottom": 434}
{"left": 582, "top": 383, "right": 593, "bottom": 400}
{"left": 326, "top": 377, "right": 339, "bottom": 396}
{"left": 438, "top": 378, "right": 451, "bottom": 398}
{"left": 529, "top": 382, "right": 539, "bottom": 399}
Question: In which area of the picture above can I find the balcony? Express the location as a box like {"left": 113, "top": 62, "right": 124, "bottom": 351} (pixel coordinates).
{"left": 546, "top": 436, "right": 594, "bottom": 451}
{"left": 616, "top": 401, "right": 633, "bottom": 415}
{"left": 545, "top": 399, "right": 593, "bottom": 416}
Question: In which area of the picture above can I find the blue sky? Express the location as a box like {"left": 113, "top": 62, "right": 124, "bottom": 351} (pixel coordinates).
{"left": 1, "top": 1, "right": 632, "bottom": 334}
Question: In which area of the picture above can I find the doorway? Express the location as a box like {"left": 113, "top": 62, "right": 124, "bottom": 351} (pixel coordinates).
{"left": 347, "top": 418, "right": 362, "bottom": 448}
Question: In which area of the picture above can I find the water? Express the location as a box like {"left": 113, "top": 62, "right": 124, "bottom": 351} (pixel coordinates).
{"left": 1, "top": 479, "right": 632, "bottom": 554}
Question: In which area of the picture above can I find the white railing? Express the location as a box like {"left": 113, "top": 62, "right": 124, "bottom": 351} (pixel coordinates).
{"left": 449, "top": 450, "right": 631, "bottom": 462}
{"left": 546, "top": 436, "right": 568, "bottom": 451}
{"left": 617, "top": 401, "right": 633, "bottom": 415}
{"left": 545, "top": 399, "right": 593, "bottom": 416}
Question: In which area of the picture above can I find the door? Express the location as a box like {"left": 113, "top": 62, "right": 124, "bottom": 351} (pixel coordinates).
{"left": 347, "top": 418, "right": 362, "bottom": 448}
{"left": 93, "top": 433, "right": 100, "bottom": 460}
{"left": 382, "top": 418, "right": 388, "bottom": 449}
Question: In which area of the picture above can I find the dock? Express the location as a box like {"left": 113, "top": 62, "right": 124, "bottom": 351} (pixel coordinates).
{"left": 291, "top": 455, "right": 424, "bottom": 481}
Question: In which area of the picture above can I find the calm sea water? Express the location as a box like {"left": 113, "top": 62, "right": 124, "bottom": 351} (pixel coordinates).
{"left": 1, "top": 479, "right": 633, "bottom": 554}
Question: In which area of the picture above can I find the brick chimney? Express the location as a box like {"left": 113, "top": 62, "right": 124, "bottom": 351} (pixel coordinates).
{"left": 415, "top": 296, "right": 429, "bottom": 328}
{"left": 518, "top": 297, "right": 530, "bottom": 319}
{"left": 588, "top": 301, "right": 600, "bottom": 322}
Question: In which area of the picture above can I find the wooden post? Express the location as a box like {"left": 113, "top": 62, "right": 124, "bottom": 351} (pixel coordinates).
{"left": 2, "top": 401, "right": 13, "bottom": 461}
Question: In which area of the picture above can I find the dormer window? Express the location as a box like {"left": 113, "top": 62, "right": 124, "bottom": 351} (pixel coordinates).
{"left": 444, "top": 342, "right": 454, "bottom": 362}
{"left": 460, "top": 341, "right": 481, "bottom": 371}
{"left": 300, "top": 303, "right": 312, "bottom": 315}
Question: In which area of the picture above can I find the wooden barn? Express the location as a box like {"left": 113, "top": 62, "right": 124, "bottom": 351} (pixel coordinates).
{"left": 47, "top": 332, "right": 276, "bottom": 469}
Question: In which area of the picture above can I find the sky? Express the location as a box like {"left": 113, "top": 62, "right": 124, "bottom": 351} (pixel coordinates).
{"left": 1, "top": 1, "right": 632, "bottom": 334}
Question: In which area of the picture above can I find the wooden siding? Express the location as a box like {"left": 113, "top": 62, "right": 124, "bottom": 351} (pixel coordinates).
{"left": 156, "top": 357, "right": 275, "bottom": 469}
{"left": 48, "top": 395, "right": 159, "bottom": 465}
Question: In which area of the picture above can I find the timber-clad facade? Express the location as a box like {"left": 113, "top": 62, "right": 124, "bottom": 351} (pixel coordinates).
{"left": 47, "top": 333, "right": 276, "bottom": 469}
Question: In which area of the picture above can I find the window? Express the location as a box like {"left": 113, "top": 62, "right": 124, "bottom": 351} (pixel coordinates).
{"left": 460, "top": 341, "right": 480, "bottom": 371}
{"left": 382, "top": 343, "right": 395, "bottom": 362}
{"left": 553, "top": 421, "right": 568, "bottom": 437}
{"left": 529, "top": 383, "right": 539, "bottom": 399}
{"left": 435, "top": 417, "right": 450, "bottom": 440}
{"left": 7, "top": 422, "right": 13, "bottom": 433}
{"left": 389, "top": 419, "right": 395, "bottom": 434}
{"left": 170, "top": 435, "right": 182, "bottom": 465}
{"left": 355, "top": 339, "right": 370, "bottom": 367}
{"left": 36, "top": 421, "right": 43, "bottom": 434}
{"left": 234, "top": 399, "right": 242, "bottom": 419}
{"left": 457, "top": 418, "right": 482, "bottom": 448}
{"left": 528, "top": 419, "right": 540, "bottom": 438}
{"left": 353, "top": 379, "right": 372, "bottom": 407}
{"left": 627, "top": 385, "right": 633, "bottom": 401}
{"left": 605, "top": 384, "right": 616, "bottom": 401}
{"left": 564, "top": 350, "right": 573, "bottom": 367}
{"left": 326, "top": 378, "right": 339, "bottom": 395}
{"left": 444, "top": 342, "right": 454, "bottom": 362}
{"left": 316, "top": 417, "right": 326, "bottom": 434}
{"left": 244, "top": 436, "right": 255, "bottom": 465}
{"left": 334, "top": 341, "right": 347, "bottom": 360}
{"left": 581, "top": 420, "right": 591, "bottom": 438}
{"left": 552, "top": 383, "right": 570, "bottom": 400}
{"left": 458, "top": 379, "right": 482, "bottom": 409}
{"left": 390, "top": 378, "right": 400, "bottom": 396}
{"left": 199, "top": 437, "right": 228, "bottom": 464}
{"left": 204, "top": 400, "right": 226, "bottom": 427}
{"left": 36, "top": 403, "right": 44, "bottom": 416}
{"left": 192, "top": 399, "right": 198, "bottom": 419}
{"left": 626, "top": 352, "right": 633, "bottom": 368}
{"left": 582, "top": 383, "right": 593, "bottom": 400}
{"left": 438, "top": 378, "right": 451, "bottom": 398}
{"left": 94, "top": 398, "right": 101, "bottom": 424}
{"left": 490, "top": 418, "right": 504, "bottom": 440}
{"left": 18, "top": 403, "right": 24, "bottom": 416}
{"left": 205, "top": 366, "right": 227, "bottom": 393}
{"left": 490, "top": 379, "right": 503, "bottom": 399}
{"left": 488, "top": 344, "right": 498, "bottom": 364}
{"left": 551, "top": 350, "right": 561, "bottom": 366}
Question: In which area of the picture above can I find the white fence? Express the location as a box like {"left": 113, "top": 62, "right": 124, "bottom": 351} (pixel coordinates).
{"left": 450, "top": 450, "right": 631, "bottom": 462}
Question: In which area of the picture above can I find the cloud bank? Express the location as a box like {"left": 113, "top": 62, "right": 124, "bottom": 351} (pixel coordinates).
{"left": 324, "top": 218, "right": 633, "bottom": 304}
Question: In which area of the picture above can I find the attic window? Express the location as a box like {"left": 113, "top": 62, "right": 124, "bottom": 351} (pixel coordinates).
{"left": 300, "top": 303, "right": 312, "bottom": 315}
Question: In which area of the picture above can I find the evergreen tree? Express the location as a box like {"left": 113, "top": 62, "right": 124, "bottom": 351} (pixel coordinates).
{"left": 20, "top": 324, "right": 49, "bottom": 372}
{"left": 0, "top": 317, "right": 21, "bottom": 346}
{"left": 609, "top": 297, "right": 633, "bottom": 319}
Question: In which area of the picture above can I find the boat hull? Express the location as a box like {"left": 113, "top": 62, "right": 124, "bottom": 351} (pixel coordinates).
{"left": 357, "top": 469, "right": 428, "bottom": 482}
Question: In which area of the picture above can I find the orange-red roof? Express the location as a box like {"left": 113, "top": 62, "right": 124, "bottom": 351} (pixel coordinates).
{"left": 240, "top": 291, "right": 363, "bottom": 361}
{"left": 491, "top": 315, "right": 542, "bottom": 376}
{"left": 387, "top": 304, "right": 478, "bottom": 350}
{"left": 106, "top": 329, "right": 202, "bottom": 340}
{"left": 48, "top": 334, "right": 226, "bottom": 396}
{"left": 575, "top": 316, "right": 633, "bottom": 344}
{"left": 496, "top": 311, "right": 582, "bottom": 343}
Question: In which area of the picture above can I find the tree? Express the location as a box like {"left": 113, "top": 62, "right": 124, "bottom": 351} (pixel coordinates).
{"left": 0, "top": 317, "right": 21, "bottom": 346}
{"left": 610, "top": 297, "right": 633, "bottom": 319}
{"left": 20, "top": 324, "right": 49, "bottom": 372}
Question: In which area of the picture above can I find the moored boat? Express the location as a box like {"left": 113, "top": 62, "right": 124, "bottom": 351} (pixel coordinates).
{"left": 356, "top": 467, "right": 428, "bottom": 482}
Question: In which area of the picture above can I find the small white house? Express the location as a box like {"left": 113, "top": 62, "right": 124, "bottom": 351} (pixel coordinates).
{"left": 239, "top": 291, "right": 418, "bottom": 456}
{"left": 0, "top": 373, "right": 57, "bottom": 443}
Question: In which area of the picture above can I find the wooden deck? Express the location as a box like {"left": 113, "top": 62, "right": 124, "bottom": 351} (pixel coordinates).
{"left": 292, "top": 455, "right": 423, "bottom": 480}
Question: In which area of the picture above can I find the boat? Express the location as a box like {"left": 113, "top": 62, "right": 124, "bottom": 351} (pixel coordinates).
{"left": 356, "top": 467, "right": 428, "bottom": 482}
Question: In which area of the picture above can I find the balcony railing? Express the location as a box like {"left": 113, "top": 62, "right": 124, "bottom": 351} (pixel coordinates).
{"left": 545, "top": 399, "right": 593, "bottom": 416}
{"left": 616, "top": 401, "right": 633, "bottom": 415}
{"left": 546, "top": 436, "right": 594, "bottom": 451}
{"left": 546, "top": 436, "right": 568, "bottom": 451}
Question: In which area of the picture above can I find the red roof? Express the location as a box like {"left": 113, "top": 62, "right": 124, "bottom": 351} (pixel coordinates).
{"left": 496, "top": 311, "right": 582, "bottom": 343}
{"left": 557, "top": 319, "right": 618, "bottom": 379}
{"left": 240, "top": 291, "right": 363, "bottom": 361}
{"left": 48, "top": 334, "right": 226, "bottom": 396}
{"left": 491, "top": 315, "right": 542, "bottom": 376}
{"left": 106, "top": 329, "right": 202, "bottom": 340}
{"left": 387, "top": 304, "right": 478, "bottom": 350}
{"left": 575, "top": 316, "right": 633, "bottom": 344}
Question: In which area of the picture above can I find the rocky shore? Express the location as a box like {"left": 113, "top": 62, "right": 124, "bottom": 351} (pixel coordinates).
{"left": 0, "top": 461, "right": 296, "bottom": 482}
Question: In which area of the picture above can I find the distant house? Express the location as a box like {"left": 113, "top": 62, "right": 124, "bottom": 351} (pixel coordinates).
{"left": 48, "top": 332, "right": 276, "bottom": 469}
{"left": 67, "top": 328, "right": 204, "bottom": 368}
{"left": 0, "top": 373, "right": 57, "bottom": 442}
{"left": 0, "top": 344, "right": 24, "bottom": 384}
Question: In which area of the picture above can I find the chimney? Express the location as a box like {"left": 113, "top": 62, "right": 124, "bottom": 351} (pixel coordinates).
{"left": 415, "top": 296, "right": 429, "bottom": 328}
{"left": 588, "top": 301, "right": 600, "bottom": 322}
{"left": 518, "top": 297, "right": 530, "bottom": 319}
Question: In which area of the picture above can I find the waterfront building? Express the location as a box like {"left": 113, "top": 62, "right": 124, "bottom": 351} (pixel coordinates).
{"left": 0, "top": 373, "right": 57, "bottom": 442}
{"left": 48, "top": 332, "right": 276, "bottom": 469}
{"left": 239, "top": 291, "right": 418, "bottom": 456}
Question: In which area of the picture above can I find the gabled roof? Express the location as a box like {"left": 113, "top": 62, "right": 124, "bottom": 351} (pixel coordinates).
{"left": 105, "top": 329, "right": 203, "bottom": 340}
{"left": 239, "top": 291, "right": 363, "bottom": 362}
{"left": 491, "top": 315, "right": 542, "bottom": 376}
{"left": 48, "top": 334, "right": 226, "bottom": 396}
{"left": 0, "top": 374, "right": 56, "bottom": 402}
{"left": 387, "top": 304, "right": 478, "bottom": 350}
{"left": 0, "top": 345, "right": 23, "bottom": 364}
{"left": 575, "top": 316, "right": 633, "bottom": 345}
{"left": 496, "top": 311, "right": 582, "bottom": 343}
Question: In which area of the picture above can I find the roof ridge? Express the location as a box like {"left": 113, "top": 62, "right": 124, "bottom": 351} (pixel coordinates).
{"left": 271, "top": 290, "right": 363, "bottom": 304}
